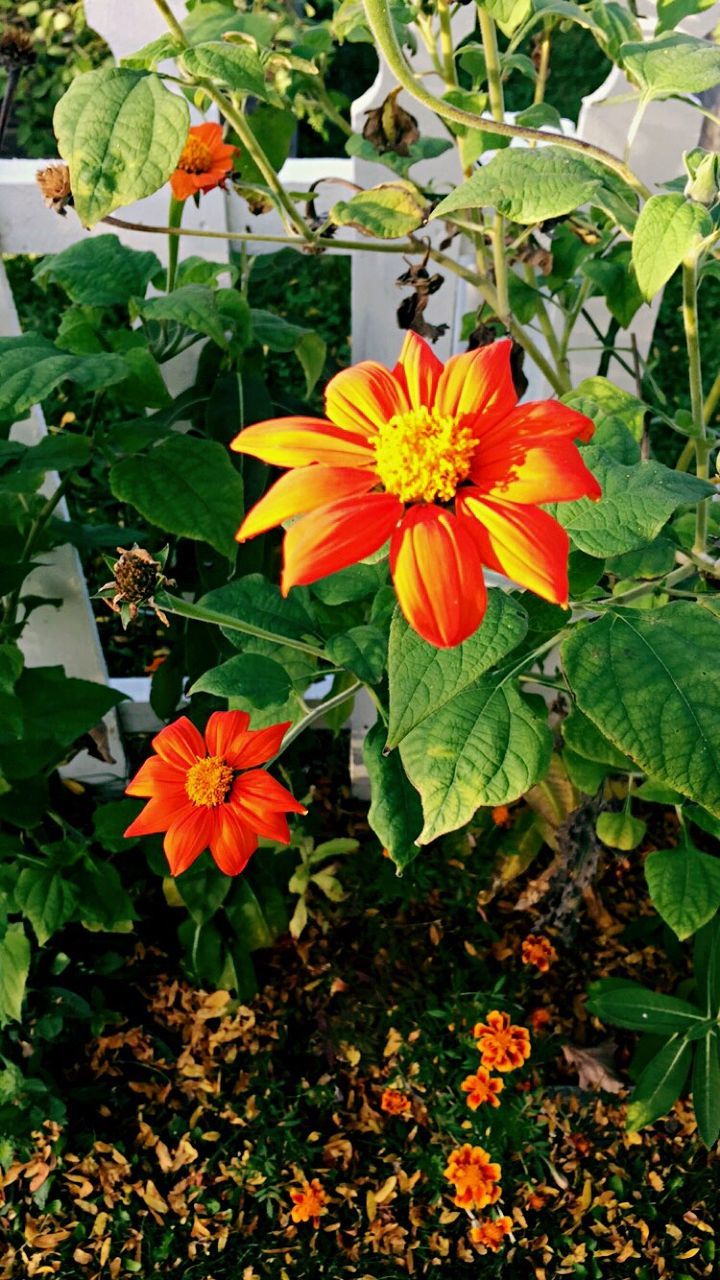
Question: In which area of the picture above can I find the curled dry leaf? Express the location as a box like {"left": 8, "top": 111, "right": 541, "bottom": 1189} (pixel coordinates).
{"left": 561, "top": 1040, "right": 625, "bottom": 1095}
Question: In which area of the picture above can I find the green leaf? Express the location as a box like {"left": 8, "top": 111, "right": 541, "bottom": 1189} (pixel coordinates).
{"left": 0, "top": 924, "right": 30, "bottom": 1025}
{"left": 0, "top": 334, "right": 126, "bottom": 421}
{"left": 530, "top": 0, "right": 603, "bottom": 33}
{"left": 591, "top": 0, "right": 641, "bottom": 62}
{"left": 345, "top": 132, "right": 453, "bottom": 179}
{"left": 121, "top": 35, "right": 184, "bottom": 70}
{"left": 587, "top": 979, "right": 704, "bottom": 1032}
{"left": 14, "top": 868, "right": 76, "bottom": 946}
{"left": 54, "top": 68, "right": 190, "bottom": 228}
{"left": 645, "top": 844, "right": 720, "bottom": 940}
{"left": 632, "top": 195, "right": 712, "bottom": 301}
{"left": 363, "top": 720, "right": 423, "bottom": 869}
{"left": 596, "top": 810, "right": 647, "bottom": 851}
{"left": 133, "top": 285, "right": 233, "bottom": 349}
{"left": 326, "top": 626, "right": 387, "bottom": 684}
{"left": 310, "top": 562, "right": 386, "bottom": 605}
{"left": 191, "top": 653, "right": 293, "bottom": 708}
{"left": 330, "top": 183, "right": 428, "bottom": 238}
{"left": 12, "top": 435, "right": 92, "bottom": 476}
{"left": 180, "top": 41, "right": 271, "bottom": 101}
{"left": 626, "top": 1036, "right": 693, "bottom": 1131}
{"left": 691, "top": 1028, "right": 720, "bottom": 1147}
{"left": 477, "top": 0, "right": 532, "bottom": 36}
{"left": 563, "top": 605, "right": 720, "bottom": 817}
{"left": 387, "top": 590, "right": 528, "bottom": 747}
{"left": 621, "top": 33, "right": 720, "bottom": 100}
{"left": 34, "top": 235, "right": 160, "bottom": 307}
{"left": 174, "top": 853, "right": 231, "bottom": 925}
{"left": 110, "top": 435, "right": 244, "bottom": 559}
{"left": 75, "top": 863, "right": 135, "bottom": 932}
{"left": 93, "top": 799, "right": 143, "bottom": 853}
{"left": 656, "top": 0, "right": 716, "bottom": 35}
{"left": 225, "top": 879, "right": 275, "bottom": 951}
{"left": 582, "top": 246, "right": 643, "bottom": 328}
{"left": 0, "top": 666, "right": 126, "bottom": 780}
{"left": 555, "top": 448, "right": 714, "bottom": 556}
{"left": 694, "top": 916, "right": 720, "bottom": 1015}
{"left": 400, "top": 681, "right": 552, "bottom": 843}
{"left": 563, "top": 708, "right": 633, "bottom": 770}
{"left": 562, "top": 377, "right": 645, "bottom": 461}
{"left": 431, "top": 146, "right": 602, "bottom": 225}
{"left": 200, "top": 574, "right": 318, "bottom": 646}
{"left": 250, "top": 310, "right": 326, "bottom": 395}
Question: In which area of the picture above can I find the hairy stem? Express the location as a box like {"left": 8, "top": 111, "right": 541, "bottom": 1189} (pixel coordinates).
{"left": 533, "top": 25, "right": 552, "bottom": 106}
{"left": 166, "top": 194, "right": 183, "bottom": 291}
{"left": 437, "top": 0, "right": 458, "bottom": 86}
{"left": 682, "top": 256, "right": 710, "bottom": 554}
{"left": 278, "top": 681, "right": 363, "bottom": 754}
{"left": 478, "top": 8, "right": 510, "bottom": 328}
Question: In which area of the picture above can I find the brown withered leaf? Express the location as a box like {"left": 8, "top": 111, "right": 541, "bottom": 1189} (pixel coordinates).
{"left": 561, "top": 1041, "right": 624, "bottom": 1094}
{"left": 363, "top": 87, "right": 419, "bottom": 156}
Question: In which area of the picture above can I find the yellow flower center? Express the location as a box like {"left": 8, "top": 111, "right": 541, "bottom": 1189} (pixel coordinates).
{"left": 178, "top": 135, "right": 213, "bottom": 174}
{"left": 372, "top": 406, "right": 476, "bottom": 504}
{"left": 185, "top": 755, "right": 233, "bottom": 807}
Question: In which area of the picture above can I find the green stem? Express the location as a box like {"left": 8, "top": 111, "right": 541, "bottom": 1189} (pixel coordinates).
{"left": 156, "top": 592, "right": 328, "bottom": 661}
{"left": 361, "top": 0, "right": 649, "bottom": 197}
{"left": 682, "top": 255, "right": 710, "bottom": 555}
{"left": 277, "top": 681, "right": 363, "bottom": 755}
{"left": 151, "top": 0, "right": 186, "bottom": 43}
{"left": 166, "top": 194, "right": 184, "bottom": 291}
{"left": 533, "top": 25, "right": 552, "bottom": 106}
{"left": 703, "top": 367, "right": 720, "bottom": 426}
{"left": 437, "top": 0, "right": 458, "bottom": 86}
{"left": 478, "top": 9, "right": 510, "bottom": 328}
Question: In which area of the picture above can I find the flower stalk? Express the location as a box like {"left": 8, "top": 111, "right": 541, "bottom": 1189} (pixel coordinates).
{"left": 682, "top": 254, "right": 711, "bottom": 554}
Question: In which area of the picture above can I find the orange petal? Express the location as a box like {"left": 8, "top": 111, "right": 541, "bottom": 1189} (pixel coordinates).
{"left": 170, "top": 170, "right": 199, "bottom": 201}
{"left": 435, "top": 339, "right": 517, "bottom": 426}
{"left": 461, "top": 493, "right": 570, "bottom": 605}
{"left": 325, "top": 361, "right": 408, "bottom": 436}
{"left": 470, "top": 439, "right": 602, "bottom": 504}
{"left": 390, "top": 505, "right": 488, "bottom": 648}
{"left": 281, "top": 493, "right": 402, "bottom": 591}
{"left": 209, "top": 806, "right": 258, "bottom": 876}
{"left": 232, "top": 774, "right": 298, "bottom": 842}
{"left": 481, "top": 399, "right": 595, "bottom": 448}
{"left": 164, "top": 806, "right": 213, "bottom": 877}
{"left": 230, "top": 417, "right": 375, "bottom": 468}
{"left": 152, "top": 716, "right": 205, "bottom": 768}
{"left": 190, "top": 122, "right": 224, "bottom": 147}
{"left": 125, "top": 755, "right": 185, "bottom": 797}
{"left": 222, "top": 722, "right": 292, "bottom": 771}
{"left": 393, "top": 332, "right": 443, "bottom": 411}
{"left": 125, "top": 792, "right": 192, "bottom": 838}
{"left": 237, "top": 465, "right": 378, "bottom": 542}
{"left": 204, "top": 710, "right": 251, "bottom": 758}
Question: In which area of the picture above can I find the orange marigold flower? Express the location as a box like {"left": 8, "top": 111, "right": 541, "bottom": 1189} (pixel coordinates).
{"left": 528, "top": 1008, "right": 552, "bottom": 1033}
{"left": 290, "top": 1178, "right": 327, "bottom": 1226}
{"left": 460, "top": 1065, "right": 504, "bottom": 1110}
{"left": 124, "top": 712, "right": 306, "bottom": 877}
{"left": 381, "top": 1087, "right": 412, "bottom": 1117}
{"left": 491, "top": 804, "right": 512, "bottom": 826}
{"left": 231, "top": 333, "right": 598, "bottom": 649}
{"left": 473, "top": 1011, "right": 531, "bottom": 1073}
{"left": 171, "top": 123, "right": 238, "bottom": 201}
{"left": 521, "top": 933, "right": 557, "bottom": 973}
{"left": 470, "top": 1215, "right": 513, "bottom": 1252}
{"left": 443, "top": 1144, "right": 501, "bottom": 1210}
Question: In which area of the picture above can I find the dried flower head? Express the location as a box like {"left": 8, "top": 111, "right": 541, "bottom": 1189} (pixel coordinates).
{"left": 469, "top": 1215, "right": 513, "bottom": 1252}
{"left": 0, "top": 25, "right": 35, "bottom": 69}
{"left": 460, "top": 1065, "right": 504, "bottom": 1111}
{"left": 99, "top": 546, "right": 174, "bottom": 628}
{"left": 363, "top": 87, "right": 419, "bottom": 156}
{"left": 380, "top": 1087, "right": 412, "bottom": 1117}
{"left": 473, "top": 1011, "right": 531, "bottom": 1073}
{"left": 289, "top": 1178, "right": 328, "bottom": 1226}
{"left": 36, "top": 164, "right": 72, "bottom": 216}
{"left": 444, "top": 1144, "right": 501, "bottom": 1210}
{"left": 521, "top": 933, "right": 558, "bottom": 973}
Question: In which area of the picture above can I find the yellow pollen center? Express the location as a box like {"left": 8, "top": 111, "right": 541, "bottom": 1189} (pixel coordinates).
{"left": 178, "top": 136, "right": 213, "bottom": 174}
{"left": 185, "top": 755, "right": 233, "bottom": 807}
{"left": 372, "top": 406, "right": 477, "bottom": 504}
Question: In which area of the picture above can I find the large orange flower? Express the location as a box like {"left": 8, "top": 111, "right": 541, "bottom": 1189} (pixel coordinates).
{"left": 170, "top": 123, "right": 238, "bottom": 201}
{"left": 124, "top": 712, "right": 306, "bottom": 877}
{"left": 231, "top": 333, "right": 599, "bottom": 648}
{"left": 443, "top": 1144, "right": 502, "bottom": 1210}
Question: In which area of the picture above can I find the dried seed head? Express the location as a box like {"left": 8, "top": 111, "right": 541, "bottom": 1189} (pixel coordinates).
{"left": 113, "top": 547, "right": 163, "bottom": 603}
{"left": 36, "top": 164, "right": 72, "bottom": 216}
{"left": 0, "top": 25, "right": 36, "bottom": 69}
{"left": 363, "top": 87, "right": 419, "bottom": 157}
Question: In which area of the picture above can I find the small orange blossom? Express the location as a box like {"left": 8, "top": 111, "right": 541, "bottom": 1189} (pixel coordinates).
{"left": 171, "top": 123, "right": 238, "bottom": 201}
{"left": 290, "top": 1178, "right": 327, "bottom": 1225}
{"left": 522, "top": 933, "right": 558, "bottom": 972}
{"left": 470, "top": 1215, "right": 513, "bottom": 1251}
{"left": 443, "top": 1144, "right": 501, "bottom": 1210}
{"left": 460, "top": 1065, "right": 504, "bottom": 1110}
{"left": 473, "top": 1011, "right": 531, "bottom": 1073}
{"left": 380, "top": 1087, "right": 412, "bottom": 1117}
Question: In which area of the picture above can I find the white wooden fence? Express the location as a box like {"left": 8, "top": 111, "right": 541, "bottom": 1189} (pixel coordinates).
{"left": 0, "top": 0, "right": 715, "bottom": 795}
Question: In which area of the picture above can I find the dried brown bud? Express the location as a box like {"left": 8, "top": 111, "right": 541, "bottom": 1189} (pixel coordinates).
{"left": 0, "top": 25, "right": 36, "bottom": 70}
{"left": 99, "top": 546, "right": 174, "bottom": 628}
{"left": 36, "top": 164, "right": 72, "bottom": 216}
{"left": 363, "top": 87, "right": 419, "bottom": 157}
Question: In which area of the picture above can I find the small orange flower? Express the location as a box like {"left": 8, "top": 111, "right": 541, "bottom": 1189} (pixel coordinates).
{"left": 473, "top": 1011, "right": 531, "bottom": 1073}
{"left": 528, "top": 1008, "right": 552, "bottom": 1033}
{"left": 124, "top": 712, "right": 306, "bottom": 877}
{"left": 470, "top": 1215, "right": 513, "bottom": 1252}
{"left": 521, "top": 933, "right": 557, "bottom": 973}
{"left": 491, "top": 804, "right": 512, "bottom": 826}
{"left": 527, "top": 1189, "right": 548, "bottom": 1211}
{"left": 443, "top": 1144, "right": 501, "bottom": 1210}
{"left": 460, "top": 1066, "right": 504, "bottom": 1110}
{"left": 381, "top": 1088, "right": 412, "bottom": 1117}
{"left": 231, "top": 333, "right": 598, "bottom": 648}
{"left": 171, "top": 122, "right": 238, "bottom": 201}
{"left": 290, "top": 1178, "right": 327, "bottom": 1226}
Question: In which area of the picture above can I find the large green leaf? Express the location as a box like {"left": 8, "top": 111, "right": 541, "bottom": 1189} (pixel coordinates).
{"left": 645, "top": 844, "right": 720, "bottom": 940}
{"left": 191, "top": 653, "right": 293, "bottom": 708}
{"left": 110, "top": 435, "right": 244, "bottom": 558}
{"left": 0, "top": 924, "right": 30, "bottom": 1025}
{"left": 694, "top": 917, "right": 720, "bottom": 1015}
{"left": 431, "top": 146, "right": 602, "bottom": 225}
{"left": 587, "top": 979, "right": 704, "bottom": 1032}
{"left": 563, "top": 708, "right": 633, "bottom": 769}
{"left": 363, "top": 721, "right": 423, "bottom": 870}
{"left": 330, "top": 183, "right": 428, "bottom": 238}
{"left": 632, "top": 195, "right": 712, "bottom": 301}
{"left": 54, "top": 68, "right": 189, "bottom": 227}
{"left": 563, "top": 605, "right": 720, "bottom": 817}
{"left": 33, "top": 235, "right": 160, "bottom": 307}
{"left": 14, "top": 867, "right": 77, "bottom": 946}
{"left": 621, "top": 33, "right": 720, "bottom": 99}
{"left": 133, "top": 285, "right": 234, "bottom": 349}
{"left": 626, "top": 1036, "right": 693, "bottom": 1131}
{"left": 326, "top": 626, "right": 387, "bottom": 684}
{"left": 692, "top": 1028, "right": 720, "bottom": 1147}
{"left": 656, "top": 0, "right": 716, "bottom": 35}
{"left": 555, "top": 447, "right": 714, "bottom": 556}
{"left": 200, "top": 574, "right": 319, "bottom": 646}
{"left": 180, "top": 41, "right": 271, "bottom": 101}
{"left": 0, "top": 334, "right": 126, "bottom": 421}
{"left": 0, "top": 667, "right": 126, "bottom": 781}
{"left": 561, "top": 377, "right": 644, "bottom": 462}
{"left": 225, "top": 879, "right": 276, "bottom": 951}
{"left": 387, "top": 590, "right": 528, "bottom": 747}
{"left": 400, "top": 681, "right": 552, "bottom": 843}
